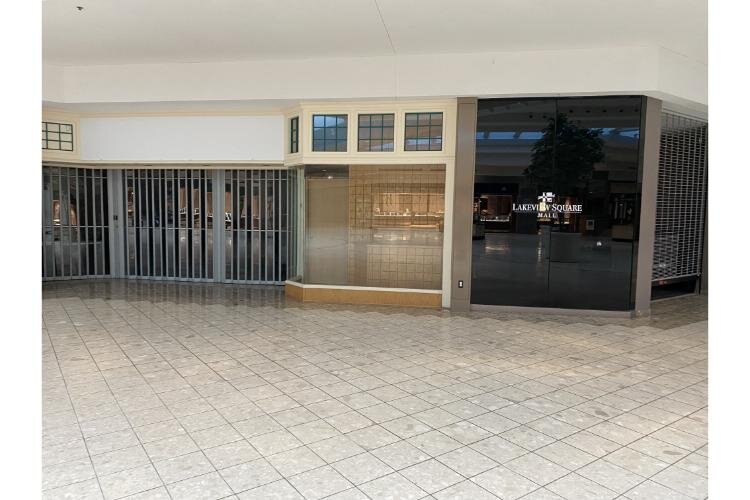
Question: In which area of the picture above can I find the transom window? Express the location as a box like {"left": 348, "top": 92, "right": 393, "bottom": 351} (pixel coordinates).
{"left": 312, "top": 114, "right": 348, "bottom": 152}
{"left": 358, "top": 113, "right": 395, "bottom": 152}
{"left": 42, "top": 121, "right": 74, "bottom": 151}
{"left": 290, "top": 116, "right": 299, "bottom": 154}
{"left": 404, "top": 112, "right": 443, "bottom": 151}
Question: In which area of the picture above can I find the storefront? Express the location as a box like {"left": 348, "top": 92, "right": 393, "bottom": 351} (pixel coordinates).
{"left": 286, "top": 164, "right": 446, "bottom": 306}
{"left": 470, "top": 96, "right": 644, "bottom": 311}
{"left": 41, "top": 96, "right": 705, "bottom": 313}
{"left": 281, "top": 100, "right": 456, "bottom": 307}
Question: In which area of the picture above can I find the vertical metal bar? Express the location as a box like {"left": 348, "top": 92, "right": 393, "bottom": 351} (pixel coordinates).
{"left": 198, "top": 170, "right": 204, "bottom": 279}
{"left": 203, "top": 169, "right": 208, "bottom": 280}
{"left": 258, "top": 170, "right": 264, "bottom": 282}
{"left": 213, "top": 169, "right": 224, "bottom": 282}
{"left": 121, "top": 169, "right": 127, "bottom": 277}
{"left": 146, "top": 168, "right": 152, "bottom": 276}
{"left": 172, "top": 169, "right": 177, "bottom": 279}
{"left": 186, "top": 169, "right": 193, "bottom": 279}
{"left": 276, "top": 169, "right": 280, "bottom": 283}
{"left": 229, "top": 170, "right": 240, "bottom": 280}
{"left": 184, "top": 168, "right": 190, "bottom": 279}
{"left": 150, "top": 168, "right": 157, "bottom": 277}
{"left": 193, "top": 169, "right": 200, "bottom": 279}
{"left": 158, "top": 168, "right": 164, "bottom": 278}
{"left": 243, "top": 170, "right": 249, "bottom": 282}
{"left": 177, "top": 169, "right": 183, "bottom": 279}
{"left": 124, "top": 169, "right": 131, "bottom": 277}
{"left": 98, "top": 168, "right": 105, "bottom": 277}
{"left": 134, "top": 169, "right": 140, "bottom": 276}
{"left": 89, "top": 168, "right": 96, "bottom": 277}
{"left": 64, "top": 168, "right": 72, "bottom": 278}
{"left": 91, "top": 169, "right": 97, "bottom": 277}
{"left": 263, "top": 170, "right": 274, "bottom": 283}
{"left": 74, "top": 168, "right": 82, "bottom": 277}
{"left": 203, "top": 169, "right": 208, "bottom": 279}
{"left": 77, "top": 168, "right": 83, "bottom": 277}
{"left": 247, "top": 170, "right": 258, "bottom": 283}
{"left": 188, "top": 168, "right": 194, "bottom": 279}
{"left": 274, "top": 169, "right": 279, "bottom": 283}
{"left": 52, "top": 167, "right": 60, "bottom": 277}
{"left": 43, "top": 166, "right": 52, "bottom": 279}
{"left": 162, "top": 170, "right": 168, "bottom": 278}
{"left": 196, "top": 168, "right": 201, "bottom": 279}
{"left": 41, "top": 167, "right": 47, "bottom": 279}
{"left": 106, "top": 169, "right": 116, "bottom": 277}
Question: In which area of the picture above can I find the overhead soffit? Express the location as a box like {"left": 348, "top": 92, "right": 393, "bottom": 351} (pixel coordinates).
{"left": 43, "top": 0, "right": 707, "bottom": 66}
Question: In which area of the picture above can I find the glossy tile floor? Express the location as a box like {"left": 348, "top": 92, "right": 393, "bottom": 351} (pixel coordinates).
{"left": 43, "top": 281, "right": 708, "bottom": 500}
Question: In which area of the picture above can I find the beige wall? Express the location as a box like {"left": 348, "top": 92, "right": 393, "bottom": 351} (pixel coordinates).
{"left": 634, "top": 97, "right": 663, "bottom": 315}
{"left": 450, "top": 98, "right": 478, "bottom": 311}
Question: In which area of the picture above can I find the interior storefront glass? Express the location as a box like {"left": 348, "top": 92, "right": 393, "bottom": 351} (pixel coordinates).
{"left": 301, "top": 165, "right": 445, "bottom": 289}
{"left": 472, "top": 97, "right": 642, "bottom": 310}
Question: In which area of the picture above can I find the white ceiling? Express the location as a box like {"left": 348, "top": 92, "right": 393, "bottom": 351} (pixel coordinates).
{"left": 43, "top": 0, "right": 707, "bottom": 66}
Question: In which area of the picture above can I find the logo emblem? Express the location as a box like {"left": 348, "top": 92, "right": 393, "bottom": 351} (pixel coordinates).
{"left": 538, "top": 192, "right": 555, "bottom": 204}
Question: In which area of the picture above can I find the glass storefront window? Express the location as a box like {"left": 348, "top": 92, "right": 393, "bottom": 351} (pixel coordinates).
{"left": 358, "top": 114, "right": 395, "bottom": 152}
{"left": 312, "top": 114, "right": 348, "bottom": 152}
{"left": 404, "top": 112, "right": 443, "bottom": 151}
{"left": 299, "top": 164, "right": 445, "bottom": 289}
{"left": 472, "top": 97, "right": 643, "bottom": 310}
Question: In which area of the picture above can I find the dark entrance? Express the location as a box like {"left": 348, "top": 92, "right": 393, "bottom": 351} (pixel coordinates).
{"left": 471, "top": 97, "right": 644, "bottom": 310}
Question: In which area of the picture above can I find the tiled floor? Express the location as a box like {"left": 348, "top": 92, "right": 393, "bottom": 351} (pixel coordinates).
{"left": 42, "top": 280, "right": 708, "bottom": 500}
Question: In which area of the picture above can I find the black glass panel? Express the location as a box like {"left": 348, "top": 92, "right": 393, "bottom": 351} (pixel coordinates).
{"left": 547, "top": 97, "right": 641, "bottom": 310}
{"left": 471, "top": 97, "right": 643, "bottom": 310}
{"left": 472, "top": 100, "right": 556, "bottom": 307}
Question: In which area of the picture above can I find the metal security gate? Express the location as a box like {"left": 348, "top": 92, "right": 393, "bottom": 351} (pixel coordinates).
{"left": 123, "top": 169, "right": 214, "bottom": 281}
{"left": 652, "top": 112, "right": 708, "bottom": 284}
{"left": 119, "top": 168, "right": 292, "bottom": 284}
{"left": 42, "top": 166, "right": 111, "bottom": 279}
{"left": 223, "top": 169, "right": 291, "bottom": 283}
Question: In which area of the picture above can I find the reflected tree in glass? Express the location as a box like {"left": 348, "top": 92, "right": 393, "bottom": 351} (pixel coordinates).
{"left": 524, "top": 113, "right": 604, "bottom": 193}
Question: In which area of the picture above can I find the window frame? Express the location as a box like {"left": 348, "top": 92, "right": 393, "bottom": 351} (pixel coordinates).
{"left": 311, "top": 114, "right": 348, "bottom": 152}
{"left": 357, "top": 113, "right": 395, "bottom": 152}
{"left": 289, "top": 116, "right": 299, "bottom": 154}
{"left": 404, "top": 112, "right": 443, "bottom": 151}
{"left": 42, "top": 121, "right": 74, "bottom": 152}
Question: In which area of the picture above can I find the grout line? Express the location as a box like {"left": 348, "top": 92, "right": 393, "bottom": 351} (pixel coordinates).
{"left": 43, "top": 282, "right": 706, "bottom": 500}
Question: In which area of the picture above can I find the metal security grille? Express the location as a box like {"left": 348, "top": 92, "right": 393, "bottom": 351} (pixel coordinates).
{"left": 652, "top": 112, "right": 708, "bottom": 283}
{"left": 224, "top": 169, "right": 290, "bottom": 283}
{"left": 123, "top": 169, "right": 214, "bottom": 281}
{"left": 42, "top": 166, "right": 110, "bottom": 279}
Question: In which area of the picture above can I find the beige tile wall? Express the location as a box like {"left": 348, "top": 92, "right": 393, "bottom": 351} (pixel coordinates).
{"left": 347, "top": 165, "right": 445, "bottom": 289}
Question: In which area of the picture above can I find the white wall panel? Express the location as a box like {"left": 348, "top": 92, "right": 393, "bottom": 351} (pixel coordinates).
{"left": 46, "top": 46, "right": 706, "bottom": 113}
{"left": 79, "top": 115, "right": 283, "bottom": 161}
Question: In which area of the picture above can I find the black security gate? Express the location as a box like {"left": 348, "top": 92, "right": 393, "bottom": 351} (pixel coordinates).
{"left": 123, "top": 168, "right": 214, "bottom": 281}
{"left": 42, "top": 166, "right": 111, "bottom": 279}
{"left": 122, "top": 168, "right": 293, "bottom": 284}
{"left": 42, "top": 166, "right": 296, "bottom": 285}
{"left": 223, "top": 169, "right": 291, "bottom": 283}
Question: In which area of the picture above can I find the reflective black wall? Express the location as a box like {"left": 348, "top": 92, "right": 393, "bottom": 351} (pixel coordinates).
{"left": 471, "top": 97, "right": 643, "bottom": 310}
